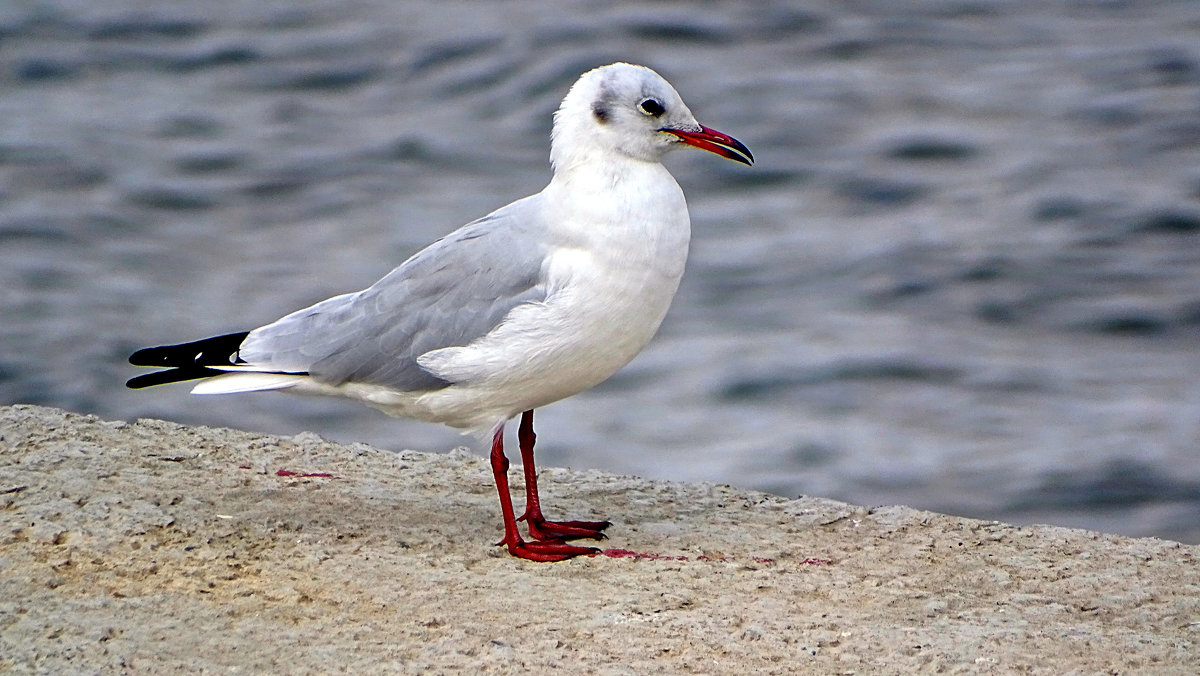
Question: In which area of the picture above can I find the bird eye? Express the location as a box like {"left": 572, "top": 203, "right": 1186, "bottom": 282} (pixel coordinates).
{"left": 638, "top": 98, "right": 665, "bottom": 117}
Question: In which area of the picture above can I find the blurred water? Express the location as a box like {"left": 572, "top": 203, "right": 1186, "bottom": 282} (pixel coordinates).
{"left": 3, "top": 0, "right": 1199, "bottom": 542}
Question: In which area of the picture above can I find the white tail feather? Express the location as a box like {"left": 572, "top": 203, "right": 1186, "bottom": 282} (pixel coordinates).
{"left": 192, "top": 372, "right": 306, "bottom": 395}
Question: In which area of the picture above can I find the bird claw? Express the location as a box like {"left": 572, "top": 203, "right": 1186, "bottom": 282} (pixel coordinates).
{"left": 524, "top": 517, "right": 611, "bottom": 542}
{"left": 497, "top": 537, "right": 600, "bottom": 562}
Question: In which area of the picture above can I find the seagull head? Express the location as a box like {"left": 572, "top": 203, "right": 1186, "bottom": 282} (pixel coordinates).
{"left": 550, "top": 62, "right": 754, "bottom": 172}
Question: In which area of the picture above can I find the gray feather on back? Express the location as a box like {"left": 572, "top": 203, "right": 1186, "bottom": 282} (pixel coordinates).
{"left": 238, "top": 206, "right": 549, "bottom": 392}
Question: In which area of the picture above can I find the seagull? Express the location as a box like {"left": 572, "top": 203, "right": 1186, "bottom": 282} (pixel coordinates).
{"left": 127, "top": 62, "right": 753, "bottom": 562}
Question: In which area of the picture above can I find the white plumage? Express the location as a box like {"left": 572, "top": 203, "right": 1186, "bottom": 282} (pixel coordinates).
{"left": 129, "top": 62, "right": 752, "bottom": 561}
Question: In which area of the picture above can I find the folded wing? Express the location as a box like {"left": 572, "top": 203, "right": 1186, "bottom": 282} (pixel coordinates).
{"left": 236, "top": 207, "right": 549, "bottom": 393}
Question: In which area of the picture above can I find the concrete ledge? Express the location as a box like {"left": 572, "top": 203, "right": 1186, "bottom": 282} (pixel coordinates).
{"left": 2, "top": 404, "right": 1197, "bottom": 672}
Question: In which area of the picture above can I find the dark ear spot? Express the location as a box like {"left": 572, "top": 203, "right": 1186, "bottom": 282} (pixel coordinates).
{"left": 592, "top": 102, "right": 609, "bottom": 124}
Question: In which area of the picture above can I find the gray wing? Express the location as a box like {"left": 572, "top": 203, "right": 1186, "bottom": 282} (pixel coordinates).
{"left": 238, "top": 204, "right": 548, "bottom": 392}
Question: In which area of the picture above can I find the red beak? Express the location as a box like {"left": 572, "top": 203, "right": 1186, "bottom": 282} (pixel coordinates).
{"left": 661, "top": 125, "right": 754, "bottom": 166}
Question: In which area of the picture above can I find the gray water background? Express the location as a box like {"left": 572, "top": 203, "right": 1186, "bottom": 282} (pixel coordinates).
{"left": 3, "top": 0, "right": 1199, "bottom": 542}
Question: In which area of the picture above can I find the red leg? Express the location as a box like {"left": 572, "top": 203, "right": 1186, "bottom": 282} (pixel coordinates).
{"left": 516, "top": 409, "right": 610, "bottom": 541}
{"left": 489, "top": 422, "right": 597, "bottom": 562}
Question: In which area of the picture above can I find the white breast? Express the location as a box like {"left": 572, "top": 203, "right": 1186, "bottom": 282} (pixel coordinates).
{"left": 406, "top": 160, "right": 692, "bottom": 430}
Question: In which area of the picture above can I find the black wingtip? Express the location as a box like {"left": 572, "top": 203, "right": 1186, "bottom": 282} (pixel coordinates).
{"left": 128, "top": 331, "right": 250, "bottom": 367}
{"left": 126, "top": 367, "right": 228, "bottom": 389}
{"left": 127, "top": 331, "right": 250, "bottom": 389}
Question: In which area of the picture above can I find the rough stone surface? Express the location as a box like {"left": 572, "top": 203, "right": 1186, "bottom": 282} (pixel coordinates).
{"left": 2, "top": 405, "right": 1197, "bottom": 673}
